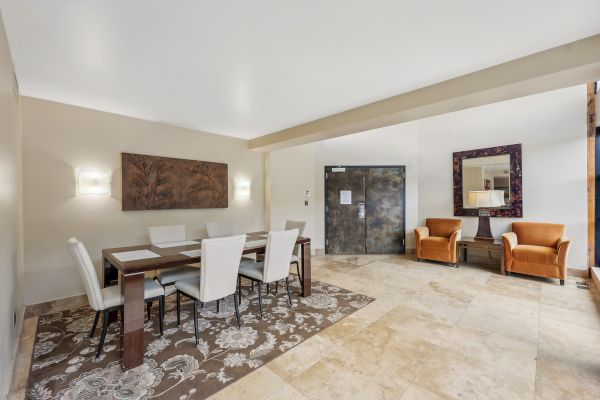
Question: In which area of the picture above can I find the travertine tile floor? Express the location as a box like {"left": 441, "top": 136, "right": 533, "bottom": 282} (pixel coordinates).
{"left": 9, "top": 255, "right": 600, "bottom": 399}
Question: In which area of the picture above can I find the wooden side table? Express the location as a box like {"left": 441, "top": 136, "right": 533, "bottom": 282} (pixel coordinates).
{"left": 457, "top": 237, "right": 505, "bottom": 275}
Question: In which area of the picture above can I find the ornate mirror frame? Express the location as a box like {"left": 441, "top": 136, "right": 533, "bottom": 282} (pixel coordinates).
{"left": 453, "top": 144, "right": 522, "bottom": 218}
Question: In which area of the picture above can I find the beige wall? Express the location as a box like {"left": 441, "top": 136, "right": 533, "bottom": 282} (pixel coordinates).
{"left": 22, "top": 97, "right": 265, "bottom": 305}
{"left": 418, "top": 85, "right": 588, "bottom": 269}
{"left": 0, "top": 11, "right": 23, "bottom": 398}
{"left": 269, "top": 85, "right": 588, "bottom": 269}
{"left": 268, "top": 122, "right": 420, "bottom": 251}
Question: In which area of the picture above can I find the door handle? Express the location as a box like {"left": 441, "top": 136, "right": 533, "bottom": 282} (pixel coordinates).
{"left": 358, "top": 202, "right": 365, "bottom": 219}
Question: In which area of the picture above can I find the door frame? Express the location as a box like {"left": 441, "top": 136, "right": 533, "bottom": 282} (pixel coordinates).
{"left": 324, "top": 165, "right": 407, "bottom": 255}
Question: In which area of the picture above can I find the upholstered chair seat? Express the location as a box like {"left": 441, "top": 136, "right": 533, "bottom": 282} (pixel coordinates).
{"left": 512, "top": 245, "right": 558, "bottom": 265}
{"left": 238, "top": 260, "right": 265, "bottom": 280}
{"left": 502, "top": 222, "right": 570, "bottom": 285}
{"left": 156, "top": 266, "right": 200, "bottom": 286}
{"left": 420, "top": 237, "right": 451, "bottom": 252}
{"left": 415, "top": 218, "right": 461, "bottom": 266}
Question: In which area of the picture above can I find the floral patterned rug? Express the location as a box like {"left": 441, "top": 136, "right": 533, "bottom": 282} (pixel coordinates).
{"left": 27, "top": 279, "right": 373, "bottom": 399}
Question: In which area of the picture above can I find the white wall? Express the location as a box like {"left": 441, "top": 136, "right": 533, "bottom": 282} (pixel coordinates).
{"left": 269, "top": 85, "right": 588, "bottom": 269}
{"left": 0, "top": 11, "right": 23, "bottom": 398}
{"left": 22, "top": 97, "right": 265, "bottom": 305}
{"left": 418, "top": 85, "right": 587, "bottom": 269}
{"left": 269, "top": 122, "right": 420, "bottom": 251}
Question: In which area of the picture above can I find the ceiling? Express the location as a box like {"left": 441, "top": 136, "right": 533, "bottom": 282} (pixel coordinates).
{"left": 1, "top": 1, "right": 599, "bottom": 140}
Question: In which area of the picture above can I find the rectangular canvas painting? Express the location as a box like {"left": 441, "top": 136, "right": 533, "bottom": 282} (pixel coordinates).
{"left": 121, "top": 153, "right": 228, "bottom": 210}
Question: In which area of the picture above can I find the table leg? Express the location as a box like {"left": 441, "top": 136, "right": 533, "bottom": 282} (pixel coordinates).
{"left": 121, "top": 272, "right": 145, "bottom": 369}
{"left": 500, "top": 251, "right": 506, "bottom": 275}
{"left": 301, "top": 243, "right": 311, "bottom": 297}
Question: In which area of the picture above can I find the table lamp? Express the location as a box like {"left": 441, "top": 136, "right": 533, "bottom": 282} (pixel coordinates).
{"left": 468, "top": 190, "right": 505, "bottom": 241}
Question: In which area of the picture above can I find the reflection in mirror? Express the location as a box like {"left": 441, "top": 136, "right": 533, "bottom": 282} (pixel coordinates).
{"left": 462, "top": 154, "right": 510, "bottom": 208}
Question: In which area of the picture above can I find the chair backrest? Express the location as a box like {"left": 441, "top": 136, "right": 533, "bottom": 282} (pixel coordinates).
{"left": 205, "top": 222, "right": 234, "bottom": 238}
{"left": 263, "top": 229, "right": 299, "bottom": 283}
{"left": 426, "top": 218, "right": 461, "bottom": 238}
{"left": 199, "top": 234, "right": 246, "bottom": 303}
{"left": 148, "top": 225, "right": 186, "bottom": 244}
{"left": 67, "top": 238, "right": 104, "bottom": 311}
{"left": 285, "top": 220, "right": 306, "bottom": 257}
{"left": 512, "top": 222, "right": 565, "bottom": 248}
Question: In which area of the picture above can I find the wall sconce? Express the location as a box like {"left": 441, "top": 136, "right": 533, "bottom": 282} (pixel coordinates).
{"left": 234, "top": 177, "right": 251, "bottom": 199}
{"left": 77, "top": 170, "right": 111, "bottom": 195}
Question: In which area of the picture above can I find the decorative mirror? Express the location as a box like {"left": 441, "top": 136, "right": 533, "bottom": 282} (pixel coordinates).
{"left": 453, "top": 144, "right": 522, "bottom": 217}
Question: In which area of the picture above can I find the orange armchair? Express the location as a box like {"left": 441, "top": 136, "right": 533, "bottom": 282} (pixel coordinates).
{"left": 502, "top": 222, "right": 571, "bottom": 285}
{"left": 415, "top": 218, "right": 462, "bottom": 266}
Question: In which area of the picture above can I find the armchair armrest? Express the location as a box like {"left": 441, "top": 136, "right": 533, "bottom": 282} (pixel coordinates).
{"left": 449, "top": 229, "right": 461, "bottom": 246}
{"left": 414, "top": 226, "right": 429, "bottom": 259}
{"left": 556, "top": 237, "right": 571, "bottom": 279}
{"left": 501, "top": 232, "right": 518, "bottom": 271}
{"left": 415, "top": 226, "right": 429, "bottom": 241}
{"left": 557, "top": 236, "right": 571, "bottom": 251}
{"left": 502, "top": 232, "right": 518, "bottom": 251}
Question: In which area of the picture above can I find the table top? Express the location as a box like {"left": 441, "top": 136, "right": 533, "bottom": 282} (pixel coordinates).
{"left": 458, "top": 236, "right": 503, "bottom": 247}
{"left": 102, "top": 231, "right": 310, "bottom": 275}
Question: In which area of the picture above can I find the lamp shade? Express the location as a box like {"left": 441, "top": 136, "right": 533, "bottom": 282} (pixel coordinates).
{"left": 468, "top": 190, "right": 505, "bottom": 208}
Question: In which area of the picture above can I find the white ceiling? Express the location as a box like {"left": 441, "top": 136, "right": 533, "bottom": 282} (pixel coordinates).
{"left": 1, "top": 1, "right": 599, "bottom": 139}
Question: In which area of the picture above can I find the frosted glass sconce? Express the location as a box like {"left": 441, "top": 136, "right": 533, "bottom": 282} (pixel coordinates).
{"left": 77, "top": 170, "right": 111, "bottom": 195}
{"left": 234, "top": 178, "right": 251, "bottom": 199}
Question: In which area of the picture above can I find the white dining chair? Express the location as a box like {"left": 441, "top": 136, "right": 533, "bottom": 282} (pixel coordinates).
{"left": 205, "top": 221, "right": 234, "bottom": 238}
{"left": 257, "top": 220, "right": 306, "bottom": 290}
{"left": 148, "top": 225, "right": 200, "bottom": 296}
{"left": 67, "top": 238, "right": 165, "bottom": 358}
{"left": 238, "top": 229, "right": 299, "bottom": 318}
{"left": 175, "top": 234, "right": 246, "bottom": 345}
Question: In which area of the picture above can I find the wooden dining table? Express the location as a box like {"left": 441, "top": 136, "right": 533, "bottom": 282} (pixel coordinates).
{"left": 101, "top": 231, "right": 311, "bottom": 370}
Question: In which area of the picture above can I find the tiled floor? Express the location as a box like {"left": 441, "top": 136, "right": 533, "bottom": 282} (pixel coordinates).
{"left": 9, "top": 255, "right": 600, "bottom": 399}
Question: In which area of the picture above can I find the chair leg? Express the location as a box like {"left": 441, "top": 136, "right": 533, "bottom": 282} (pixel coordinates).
{"left": 193, "top": 300, "right": 199, "bottom": 345}
{"left": 238, "top": 276, "right": 242, "bottom": 305}
{"left": 560, "top": 279, "right": 565, "bottom": 286}
{"left": 295, "top": 261, "right": 303, "bottom": 286}
{"left": 257, "top": 283, "right": 264, "bottom": 319}
{"left": 285, "top": 277, "right": 292, "bottom": 307}
{"left": 96, "top": 310, "right": 109, "bottom": 359}
{"left": 216, "top": 299, "right": 220, "bottom": 314}
{"left": 266, "top": 283, "right": 270, "bottom": 294}
{"left": 147, "top": 301, "right": 152, "bottom": 321}
{"left": 233, "top": 293, "right": 241, "bottom": 328}
{"left": 251, "top": 281, "right": 254, "bottom": 292}
{"left": 158, "top": 296, "right": 165, "bottom": 335}
{"left": 176, "top": 290, "right": 181, "bottom": 326}
{"left": 90, "top": 311, "right": 100, "bottom": 338}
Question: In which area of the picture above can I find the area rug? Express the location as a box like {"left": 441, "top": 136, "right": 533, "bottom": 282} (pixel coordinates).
{"left": 27, "top": 279, "right": 373, "bottom": 399}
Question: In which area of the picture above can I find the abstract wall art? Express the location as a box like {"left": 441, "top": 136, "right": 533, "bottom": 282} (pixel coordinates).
{"left": 121, "top": 153, "right": 228, "bottom": 210}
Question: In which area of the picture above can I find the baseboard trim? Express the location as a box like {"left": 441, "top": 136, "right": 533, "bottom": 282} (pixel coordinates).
{"left": 24, "top": 293, "right": 89, "bottom": 319}
{"left": 568, "top": 268, "right": 588, "bottom": 279}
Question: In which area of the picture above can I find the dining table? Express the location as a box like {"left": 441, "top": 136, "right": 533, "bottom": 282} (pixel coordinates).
{"left": 101, "top": 231, "right": 311, "bottom": 370}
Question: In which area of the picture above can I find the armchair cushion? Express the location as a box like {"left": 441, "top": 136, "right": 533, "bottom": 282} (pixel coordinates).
{"left": 513, "top": 245, "right": 557, "bottom": 265}
{"left": 420, "top": 237, "right": 451, "bottom": 252}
